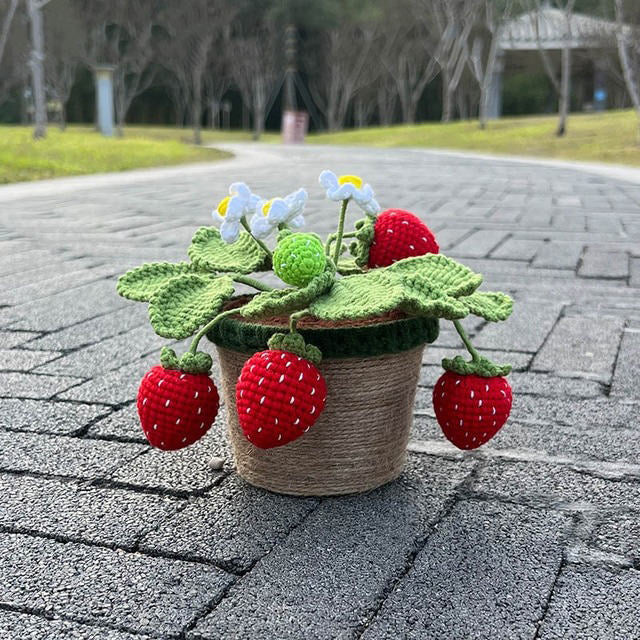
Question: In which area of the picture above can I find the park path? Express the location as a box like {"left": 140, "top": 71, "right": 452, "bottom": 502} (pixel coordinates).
{"left": 1, "top": 143, "right": 639, "bottom": 639}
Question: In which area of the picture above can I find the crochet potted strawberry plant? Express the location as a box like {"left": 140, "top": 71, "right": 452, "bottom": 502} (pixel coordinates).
{"left": 117, "top": 171, "right": 513, "bottom": 495}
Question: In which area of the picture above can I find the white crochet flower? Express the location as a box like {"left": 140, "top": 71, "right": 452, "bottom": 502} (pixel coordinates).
{"left": 318, "top": 170, "right": 380, "bottom": 215}
{"left": 249, "top": 188, "right": 307, "bottom": 240}
{"left": 212, "top": 182, "right": 260, "bottom": 244}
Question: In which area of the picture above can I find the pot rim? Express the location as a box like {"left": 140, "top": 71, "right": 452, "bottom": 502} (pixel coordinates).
{"left": 207, "top": 298, "right": 439, "bottom": 359}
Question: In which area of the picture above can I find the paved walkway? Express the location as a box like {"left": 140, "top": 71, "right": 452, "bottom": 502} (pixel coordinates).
{"left": 1, "top": 144, "right": 639, "bottom": 639}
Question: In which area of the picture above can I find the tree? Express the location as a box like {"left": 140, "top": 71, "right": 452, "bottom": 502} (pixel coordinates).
{"left": 306, "top": 23, "right": 378, "bottom": 130}
{"left": 614, "top": 0, "right": 640, "bottom": 141}
{"left": 109, "top": 1, "right": 157, "bottom": 136}
{"left": 27, "top": 0, "right": 51, "bottom": 139}
{"left": 228, "top": 19, "right": 281, "bottom": 139}
{"left": 412, "top": 0, "right": 481, "bottom": 122}
{"left": 528, "top": 0, "right": 576, "bottom": 136}
{"left": 158, "top": 0, "right": 231, "bottom": 144}
{"left": 0, "top": 0, "right": 18, "bottom": 68}
{"left": 468, "top": 0, "right": 515, "bottom": 129}
{"left": 0, "top": 1, "right": 28, "bottom": 113}
{"left": 43, "top": 0, "right": 83, "bottom": 129}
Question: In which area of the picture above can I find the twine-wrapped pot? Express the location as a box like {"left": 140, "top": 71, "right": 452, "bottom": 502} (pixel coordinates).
{"left": 208, "top": 309, "right": 438, "bottom": 496}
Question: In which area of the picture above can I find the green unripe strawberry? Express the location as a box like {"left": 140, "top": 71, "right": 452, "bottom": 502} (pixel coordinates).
{"left": 273, "top": 233, "right": 326, "bottom": 287}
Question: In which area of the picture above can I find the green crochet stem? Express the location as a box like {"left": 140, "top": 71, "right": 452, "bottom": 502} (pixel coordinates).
{"left": 326, "top": 230, "right": 357, "bottom": 256}
{"left": 453, "top": 319, "right": 481, "bottom": 362}
{"left": 231, "top": 274, "right": 273, "bottom": 292}
{"left": 332, "top": 199, "right": 349, "bottom": 264}
{"left": 444, "top": 318, "right": 512, "bottom": 377}
{"left": 188, "top": 306, "right": 246, "bottom": 356}
{"left": 289, "top": 308, "right": 310, "bottom": 333}
{"left": 240, "top": 217, "right": 272, "bottom": 261}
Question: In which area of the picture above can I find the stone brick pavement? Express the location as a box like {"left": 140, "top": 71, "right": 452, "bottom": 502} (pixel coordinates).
{"left": 1, "top": 144, "right": 639, "bottom": 639}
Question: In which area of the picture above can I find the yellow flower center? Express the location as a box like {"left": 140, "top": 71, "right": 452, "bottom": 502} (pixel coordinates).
{"left": 261, "top": 198, "right": 274, "bottom": 216}
{"left": 338, "top": 174, "right": 363, "bottom": 189}
{"left": 217, "top": 195, "right": 231, "bottom": 217}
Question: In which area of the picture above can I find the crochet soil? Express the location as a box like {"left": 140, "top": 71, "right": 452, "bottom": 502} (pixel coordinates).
{"left": 0, "top": 144, "right": 639, "bottom": 639}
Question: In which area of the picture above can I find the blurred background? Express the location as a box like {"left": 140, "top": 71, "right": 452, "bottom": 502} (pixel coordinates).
{"left": 1, "top": 0, "right": 639, "bottom": 182}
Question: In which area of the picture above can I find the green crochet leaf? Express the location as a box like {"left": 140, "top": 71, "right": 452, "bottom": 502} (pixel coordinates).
{"left": 309, "top": 254, "right": 483, "bottom": 322}
{"left": 116, "top": 262, "right": 198, "bottom": 302}
{"left": 241, "top": 263, "right": 336, "bottom": 319}
{"left": 149, "top": 274, "right": 235, "bottom": 339}
{"left": 460, "top": 291, "right": 513, "bottom": 322}
{"left": 309, "top": 272, "right": 400, "bottom": 321}
{"left": 336, "top": 259, "right": 364, "bottom": 275}
{"left": 188, "top": 226, "right": 269, "bottom": 274}
{"left": 385, "top": 254, "right": 482, "bottom": 297}
{"left": 309, "top": 271, "right": 469, "bottom": 322}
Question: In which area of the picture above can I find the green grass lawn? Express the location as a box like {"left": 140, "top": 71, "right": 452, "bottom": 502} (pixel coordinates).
{"left": 0, "top": 125, "right": 243, "bottom": 184}
{"left": 309, "top": 110, "right": 640, "bottom": 167}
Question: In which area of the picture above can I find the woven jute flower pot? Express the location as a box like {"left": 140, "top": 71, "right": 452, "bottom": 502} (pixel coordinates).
{"left": 208, "top": 306, "right": 438, "bottom": 496}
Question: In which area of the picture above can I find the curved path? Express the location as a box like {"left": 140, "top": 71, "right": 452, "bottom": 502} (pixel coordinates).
{"left": 1, "top": 144, "right": 639, "bottom": 639}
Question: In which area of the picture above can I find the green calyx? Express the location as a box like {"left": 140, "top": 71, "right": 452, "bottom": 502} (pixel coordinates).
{"left": 273, "top": 232, "right": 327, "bottom": 288}
{"left": 442, "top": 355, "right": 512, "bottom": 378}
{"left": 349, "top": 216, "right": 376, "bottom": 268}
{"left": 160, "top": 346, "right": 213, "bottom": 375}
{"left": 267, "top": 332, "right": 322, "bottom": 365}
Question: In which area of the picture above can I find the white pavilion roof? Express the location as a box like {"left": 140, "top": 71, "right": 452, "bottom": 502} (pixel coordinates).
{"left": 499, "top": 8, "right": 616, "bottom": 51}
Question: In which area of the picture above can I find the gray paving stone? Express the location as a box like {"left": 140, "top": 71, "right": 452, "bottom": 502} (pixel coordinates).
{"left": 0, "top": 398, "right": 109, "bottom": 435}
{"left": 0, "top": 348, "right": 62, "bottom": 371}
{"left": 0, "top": 533, "right": 234, "bottom": 636}
{"left": 432, "top": 226, "right": 470, "bottom": 250}
{"left": 532, "top": 315, "right": 625, "bottom": 382}
{"left": 86, "top": 403, "right": 146, "bottom": 441}
{"left": 578, "top": 247, "right": 629, "bottom": 279}
{"left": 631, "top": 257, "right": 640, "bottom": 286}
{"left": 362, "top": 500, "right": 567, "bottom": 640}
{"left": 2, "top": 279, "right": 126, "bottom": 331}
{"left": 0, "top": 473, "right": 183, "bottom": 548}
{"left": 0, "top": 330, "right": 41, "bottom": 348}
{"left": 3, "top": 265, "right": 116, "bottom": 306}
{"left": 538, "top": 565, "right": 640, "bottom": 640}
{"left": 449, "top": 229, "right": 508, "bottom": 258}
{"left": 58, "top": 355, "right": 157, "bottom": 405}
{"left": 473, "top": 460, "right": 640, "bottom": 511}
{"left": 611, "top": 329, "right": 640, "bottom": 398}
{"left": 592, "top": 512, "right": 640, "bottom": 561}
{"left": 112, "top": 428, "right": 229, "bottom": 493}
{"left": 491, "top": 237, "right": 541, "bottom": 261}
{"left": 509, "top": 394, "right": 639, "bottom": 428}
{"left": 474, "top": 300, "right": 563, "bottom": 353}
{"left": 0, "top": 372, "right": 82, "bottom": 399}
{"left": 0, "top": 430, "right": 145, "bottom": 479}
{"left": 35, "top": 325, "right": 165, "bottom": 377}
{"left": 532, "top": 241, "right": 583, "bottom": 269}
{"left": 411, "top": 414, "right": 640, "bottom": 467}
{"left": 24, "top": 306, "right": 147, "bottom": 351}
{"left": 0, "top": 610, "right": 149, "bottom": 640}
{"left": 140, "top": 474, "right": 317, "bottom": 572}
{"left": 189, "top": 456, "right": 474, "bottom": 640}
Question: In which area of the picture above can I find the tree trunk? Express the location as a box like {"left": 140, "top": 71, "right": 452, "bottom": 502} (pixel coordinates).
{"left": 59, "top": 101, "right": 66, "bottom": 130}
{"left": 615, "top": 0, "right": 640, "bottom": 143}
{"left": 441, "top": 70, "right": 453, "bottom": 122}
{"left": 27, "top": 0, "right": 47, "bottom": 139}
{"left": 192, "top": 90, "right": 202, "bottom": 145}
{"left": 556, "top": 45, "right": 571, "bottom": 137}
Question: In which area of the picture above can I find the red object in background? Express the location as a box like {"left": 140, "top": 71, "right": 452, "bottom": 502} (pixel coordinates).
{"left": 282, "top": 110, "right": 309, "bottom": 144}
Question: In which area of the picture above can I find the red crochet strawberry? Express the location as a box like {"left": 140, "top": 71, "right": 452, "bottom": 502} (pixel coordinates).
{"left": 361, "top": 209, "right": 439, "bottom": 269}
{"left": 432, "top": 370, "right": 512, "bottom": 450}
{"left": 137, "top": 348, "right": 219, "bottom": 451}
{"left": 236, "top": 338, "right": 327, "bottom": 449}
